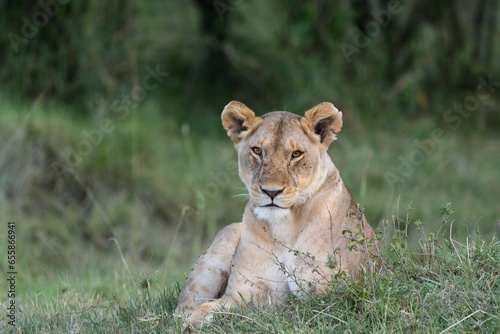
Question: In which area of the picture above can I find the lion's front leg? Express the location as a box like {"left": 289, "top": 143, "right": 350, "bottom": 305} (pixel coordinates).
{"left": 175, "top": 223, "right": 242, "bottom": 317}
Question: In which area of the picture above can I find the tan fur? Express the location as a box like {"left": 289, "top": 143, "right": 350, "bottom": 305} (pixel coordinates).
{"left": 175, "top": 101, "right": 377, "bottom": 327}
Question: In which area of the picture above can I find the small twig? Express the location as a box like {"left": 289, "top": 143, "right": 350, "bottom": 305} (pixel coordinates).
{"left": 327, "top": 206, "right": 344, "bottom": 277}
{"left": 275, "top": 239, "right": 329, "bottom": 281}
{"left": 391, "top": 243, "right": 411, "bottom": 283}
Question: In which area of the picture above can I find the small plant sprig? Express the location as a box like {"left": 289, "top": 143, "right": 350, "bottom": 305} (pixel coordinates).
{"left": 341, "top": 204, "right": 384, "bottom": 296}
{"left": 387, "top": 202, "right": 457, "bottom": 285}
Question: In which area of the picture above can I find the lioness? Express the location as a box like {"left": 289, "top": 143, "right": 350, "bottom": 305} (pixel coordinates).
{"left": 175, "top": 101, "right": 377, "bottom": 326}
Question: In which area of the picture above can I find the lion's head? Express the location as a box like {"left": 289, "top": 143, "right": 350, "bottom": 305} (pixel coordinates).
{"left": 221, "top": 101, "right": 343, "bottom": 222}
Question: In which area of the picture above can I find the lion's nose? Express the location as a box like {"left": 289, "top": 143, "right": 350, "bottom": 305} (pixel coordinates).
{"left": 261, "top": 187, "right": 284, "bottom": 200}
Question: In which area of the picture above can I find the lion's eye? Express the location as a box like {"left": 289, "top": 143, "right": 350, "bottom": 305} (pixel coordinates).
{"left": 291, "top": 151, "right": 303, "bottom": 159}
{"left": 252, "top": 147, "right": 262, "bottom": 155}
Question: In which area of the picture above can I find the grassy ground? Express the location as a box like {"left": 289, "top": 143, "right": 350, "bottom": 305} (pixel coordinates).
{"left": 0, "top": 96, "right": 499, "bottom": 332}
{"left": 1, "top": 208, "right": 499, "bottom": 333}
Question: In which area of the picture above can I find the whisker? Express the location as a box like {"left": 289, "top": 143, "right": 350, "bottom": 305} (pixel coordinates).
{"left": 232, "top": 193, "right": 250, "bottom": 199}
{"left": 233, "top": 187, "right": 250, "bottom": 200}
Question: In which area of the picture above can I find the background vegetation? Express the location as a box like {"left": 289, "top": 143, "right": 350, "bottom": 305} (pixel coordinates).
{"left": 0, "top": 0, "right": 499, "bottom": 332}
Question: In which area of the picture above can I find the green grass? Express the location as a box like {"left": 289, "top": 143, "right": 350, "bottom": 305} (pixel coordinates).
{"left": 2, "top": 208, "right": 498, "bottom": 333}
{"left": 0, "top": 96, "right": 499, "bottom": 332}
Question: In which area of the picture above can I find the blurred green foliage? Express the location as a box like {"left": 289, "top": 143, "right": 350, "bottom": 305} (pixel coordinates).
{"left": 1, "top": 0, "right": 499, "bottom": 127}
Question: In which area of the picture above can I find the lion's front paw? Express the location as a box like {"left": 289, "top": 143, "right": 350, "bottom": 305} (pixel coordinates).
{"left": 177, "top": 305, "right": 214, "bottom": 331}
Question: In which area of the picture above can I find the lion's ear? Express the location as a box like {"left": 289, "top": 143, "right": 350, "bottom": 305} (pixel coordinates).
{"left": 221, "top": 101, "right": 260, "bottom": 145}
{"left": 303, "top": 102, "right": 343, "bottom": 148}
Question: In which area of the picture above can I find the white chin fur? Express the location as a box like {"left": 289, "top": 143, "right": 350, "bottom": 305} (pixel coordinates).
{"left": 253, "top": 207, "right": 290, "bottom": 223}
